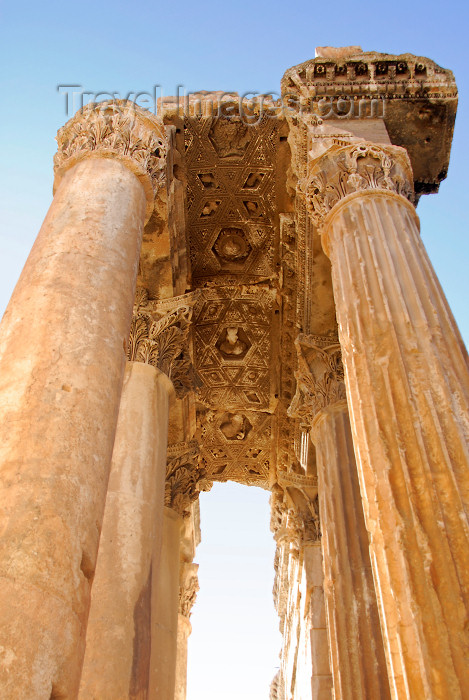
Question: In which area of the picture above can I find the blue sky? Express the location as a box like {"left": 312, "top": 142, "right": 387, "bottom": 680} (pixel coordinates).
{"left": 1, "top": 1, "right": 468, "bottom": 698}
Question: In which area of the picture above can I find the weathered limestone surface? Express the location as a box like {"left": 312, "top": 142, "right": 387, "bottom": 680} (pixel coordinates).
{"left": 78, "top": 362, "right": 174, "bottom": 699}
{"left": 313, "top": 401, "right": 390, "bottom": 700}
{"left": 175, "top": 614, "right": 192, "bottom": 700}
{"left": 175, "top": 516, "right": 200, "bottom": 700}
{"left": 270, "top": 492, "right": 332, "bottom": 700}
{"left": 310, "top": 143, "right": 469, "bottom": 699}
{"left": 0, "top": 49, "right": 464, "bottom": 700}
{"left": 0, "top": 159, "right": 147, "bottom": 698}
{"left": 0, "top": 100, "right": 166, "bottom": 698}
{"left": 305, "top": 543, "right": 333, "bottom": 700}
{"left": 291, "top": 333, "right": 390, "bottom": 699}
{"left": 149, "top": 506, "right": 183, "bottom": 700}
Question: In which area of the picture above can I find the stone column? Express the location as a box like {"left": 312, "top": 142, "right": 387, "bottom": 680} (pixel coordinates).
{"left": 0, "top": 101, "right": 166, "bottom": 699}
{"left": 306, "top": 142, "right": 469, "bottom": 699}
{"left": 175, "top": 562, "right": 199, "bottom": 700}
{"left": 305, "top": 541, "right": 333, "bottom": 700}
{"left": 150, "top": 443, "right": 203, "bottom": 700}
{"left": 291, "top": 334, "right": 390, "bottom": 699}
{"left": 79, "top": 291, "right": 195, "bottom": 698}
{"left": 149, "top": 506, "right": 183, "bottom": 700}
{"left": 270, "top": 488, "right": 332, "bottom": 700}
{"left": 175, "top": 615, "right": 192, "bottom": 700}
{"left": 78, "top": 362, "right": 174, "bottom": 699}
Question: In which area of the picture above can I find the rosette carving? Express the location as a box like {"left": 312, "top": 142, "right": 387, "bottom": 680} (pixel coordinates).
{"left": 127, "top": 288, "right": 198, "bottom": 398}
{"left": 305, "top": 143, "right": 414, "bottom": 227}
{"left": 288, "top": 333, "right": 346, "bottom": 427}
{"left": 54, "top": 100, "right": 167, "bottom": 196}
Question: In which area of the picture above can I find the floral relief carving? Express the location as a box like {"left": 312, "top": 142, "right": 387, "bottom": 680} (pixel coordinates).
{"left": 54, "top": 100, "right": 167, "bottom": 193}
{"left": 179, "top": 563, "right": 200, "bottom": 618}
{"left": 271, "top": 486, "right": 321, "bottom": 551}
{"left": 127, "top": 287, "right": 198, "bottom": 398}
{"left": 288, "top": 333, "right": 346, "bottom": 427}
{"left": 165, "top": 442, "right": 206, "bottom": 517}
{"left": 305, "top": 143, "right": 414, "bottom": 227}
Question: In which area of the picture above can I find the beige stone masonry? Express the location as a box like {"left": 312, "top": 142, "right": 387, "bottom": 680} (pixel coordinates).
{"left": 150, "top": 506, "right": 183, "bottom": 700}
{"left": 0, "top": 101, "right": 166, "bottom": 698}
{"left": 175, "top": 614, "right": 192, "bottom": 700}
{"left": 78, "top": 362, "right": 174, "bottom": 699}
{"left": 290, "top": 332, "right": 389, "bottom": 699}
{"left": 313, "top": 401, "right": 390, "bottom": 700}
{"left": 308, "top": 142, "right": 469, "bottom": 699}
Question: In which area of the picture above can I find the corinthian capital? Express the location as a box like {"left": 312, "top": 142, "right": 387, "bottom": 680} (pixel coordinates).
{"left": 54, "top": 100, "right": 167, "bottom": 217}
{"left": 179, "top": 562, "right": 199, "bottom": 618}
{"left": 127, "top": 288, "right": 200, "bottom": 398}
{"left": 305, "top": 142, "right": 414, "bottom": 228}
{"left": 165, "top": 442, "right": 206, "bottom": 517}
{"left": 288, "top": 333, "right": 346, "bottom": 427}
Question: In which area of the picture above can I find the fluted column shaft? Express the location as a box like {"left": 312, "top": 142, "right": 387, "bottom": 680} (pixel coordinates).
{"left": 312, "top": 401, "right": 390, "bottom": 700}
{"left": 78, "top": 362, "right": 174, "bottom": 699}
{"left": 304, "top": 542, "right": 333, "bottom": 699}
{"left": 309, "top": 142, "right": 469, "bottom": 699}
{"left": 0, "top": 101, "right": 166, "bottom": 698}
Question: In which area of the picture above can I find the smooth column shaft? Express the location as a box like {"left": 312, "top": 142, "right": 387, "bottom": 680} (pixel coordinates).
{"left": 313, "top": 402, "right": 390, "bottom": 700}
{"left": 174, "top": 614, "right": 192, "bottom": 700}
{"left": 79, "top": 362, "right": 174, "bottom": 699}
{"left": 325, "top": 192, "right": 469, "bottom": 699}
{"left": 0, "top": 158, "right": 147, "bottom": 698}
{"left": 149, "top": 506, "right": 182, "bottom": 700}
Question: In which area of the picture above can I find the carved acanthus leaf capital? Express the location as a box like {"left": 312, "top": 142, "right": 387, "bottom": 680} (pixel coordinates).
{"left": 127, "top": 288, "right": 200, "bottom": 398}
{"left": 165, "top": 442, "right": 206, "bottom": 517}
{"left": 179, "top": 562, "right": 199, "bottom": 618}
{"left": 288, "top": 333, "right": 346, "bottom": 427}
{"left": 270, "top": 486, "right": 321, "bottom": 550}
{"left": 304, "top": 142, "right": 414, "bottom": 228}
{"left": 54, "top": 100, "right": 167, "bottom": 217}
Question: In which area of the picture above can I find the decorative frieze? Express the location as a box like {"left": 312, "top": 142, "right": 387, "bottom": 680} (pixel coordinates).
{"left": 281, "top": 51, "right": 457, "bottom": 195}
{"left": 165, "top": 442, "right": 205, "bottom": 517}
{"left": 281, "top": 52, "right": 457, "bottom": 104}
{"left": 127, "top": 287, "right": 198, "bottom": 398}
{"left": 288, "top": 333, "right": 346, "bottom": 427}
{"left": 304, "top": 143, "right": 414, "bottom": 228}
{"left": 184, "top": 115, "right": 278, "bottom": 285}
{"left": 54, "top": 100, "right": 167, "bottom": 198}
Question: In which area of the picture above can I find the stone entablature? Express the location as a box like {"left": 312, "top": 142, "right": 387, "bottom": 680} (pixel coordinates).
{"left": 282, "top": 51, "right": 457, "bottom": 101}
{"left": 281, "top": 50, "right": 457, "bottom": 194}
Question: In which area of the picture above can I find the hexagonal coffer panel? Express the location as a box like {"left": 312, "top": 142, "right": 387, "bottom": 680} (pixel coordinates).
{"left": 213, "top": 227, "right": 252, "bottom": 267}
{"left": 219, "top": 412, "right": 252, "bottom": 441}
{"left": 215, "top": 326, "right": 251, "bottom": 360}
